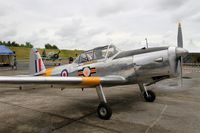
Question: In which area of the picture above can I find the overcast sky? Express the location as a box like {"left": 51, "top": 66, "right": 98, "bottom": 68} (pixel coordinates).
{"left": 0, "top": 0, "right": 199, "bottom": 52}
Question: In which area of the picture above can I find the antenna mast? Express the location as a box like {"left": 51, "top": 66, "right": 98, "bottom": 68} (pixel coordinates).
{"left": 145, "top": 38, "right": 148, "bottom": 48}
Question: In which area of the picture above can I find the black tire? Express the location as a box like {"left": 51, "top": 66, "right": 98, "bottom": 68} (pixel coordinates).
{"left": 143, "top": 90, "right": 156, "bottom": 102}
{"left": 53, "top": 54, "right": 59, "bottom": 59}
{"left": 97, "top": 102, "right": 112, "bottom": 120}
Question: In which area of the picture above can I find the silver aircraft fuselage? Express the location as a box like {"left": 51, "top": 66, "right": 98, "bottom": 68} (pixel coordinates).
{"left": 41, "top": 45, "right": 188, "bottom": 87}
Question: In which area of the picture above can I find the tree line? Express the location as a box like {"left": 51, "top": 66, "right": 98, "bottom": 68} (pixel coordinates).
{"left": 0, "top": 41, "right": 59, "bottom": 49}
{"left": 0, "top": 41, "right": 33, "bottom": 48}
{"left": 44, "top": 43, "right": 58, "bottom": 49}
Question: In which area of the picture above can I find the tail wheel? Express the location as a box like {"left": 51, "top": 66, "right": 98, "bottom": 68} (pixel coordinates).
{"left": 143, "top": 90, "right": 156, "bottom": 102}
{"left": 97, "top": 102, "right": 112, "bottom": 120}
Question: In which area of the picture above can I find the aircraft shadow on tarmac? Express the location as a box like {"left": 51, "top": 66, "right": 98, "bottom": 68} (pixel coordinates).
{"left": 0, "top": 86, "right": 149, "bottom": 132}
{"left": 0, "top": 86, "right": 145, "bottom": 113}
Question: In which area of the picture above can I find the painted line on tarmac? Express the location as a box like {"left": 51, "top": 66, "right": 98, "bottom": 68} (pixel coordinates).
{"left": 0, "top": 100, "right": 121, "bottom": 133}
{"left": 145, "top": 104, "right": 168, "bottom": 133}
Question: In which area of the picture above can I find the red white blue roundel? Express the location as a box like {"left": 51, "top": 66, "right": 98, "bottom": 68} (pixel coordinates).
{"left": 83, "top": 67, "right": 91, "bottom": 77}
{"left": 61, "top": 69, "right": 68, "bottom": 77}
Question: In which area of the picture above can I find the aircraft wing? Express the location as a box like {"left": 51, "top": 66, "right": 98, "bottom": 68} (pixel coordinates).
{"left": 0, "top": 76, "right": 126, "bottom": 89}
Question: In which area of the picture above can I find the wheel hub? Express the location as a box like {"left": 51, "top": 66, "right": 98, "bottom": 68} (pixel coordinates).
{"left": 99, "top": 107, "right": 107, "bottom": 116}
{"left": 147, "top": 94, "right": 152, "bottom": 98}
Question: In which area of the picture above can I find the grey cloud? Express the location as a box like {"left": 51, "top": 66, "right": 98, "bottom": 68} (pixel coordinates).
{"left": 158, "top": 0, "right": 188, "bottom": 10}
{"left": 3, "top": 29, "right": 17, "bottom": 37}
{"left": 55, "top": 18, "right": 83, "bottom": 38}
{"left": 96, "top": 1, "right": 129, "bottom": 17}
{"left": 171, "top": 6, "right": 200, "bottom": 23}
{"left": 156, "top": 0, "right": 200, "bottom": 23}
{"left": 0, "top": 10, "right": 6, "bottom": 17}
{"left": 190, "top": 13, "right": 200, "bottom": 22}
{"left": 0, "top": 22, "right": 18, "bottom": 40}
{"left": 0, "top": 29, "right": 17, "bottom": 41}
{"left": 0, "top": 4, "right": 13, "bottom": 17}
{"left": 0, "top": 0, "right": 199, "bottom": 52}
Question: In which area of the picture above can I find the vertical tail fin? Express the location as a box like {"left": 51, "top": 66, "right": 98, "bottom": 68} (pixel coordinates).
{"left": 29, "top": 48, "right": 46, "bottom": 75}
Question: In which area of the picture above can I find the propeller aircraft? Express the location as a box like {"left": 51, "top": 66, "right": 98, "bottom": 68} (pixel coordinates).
{"left": 0, "top": 23, "right": 188, "bottom": 120}
{"left": 42, "top": 50, "right": 61, "bottom": 61}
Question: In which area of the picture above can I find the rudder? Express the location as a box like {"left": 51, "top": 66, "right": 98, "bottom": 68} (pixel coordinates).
{"left": 29, "top": 48, "right": 46, "bottom": 75}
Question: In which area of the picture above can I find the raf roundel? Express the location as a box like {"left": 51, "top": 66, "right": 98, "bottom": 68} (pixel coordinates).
{"left": 78, "top": 67, "right": 96, "bottom": 77}
{"left": 83, "top": 67, "right": 91, "bottom": 77}
{"left": 61, "top": 69, "right": 68, "bottom": 77}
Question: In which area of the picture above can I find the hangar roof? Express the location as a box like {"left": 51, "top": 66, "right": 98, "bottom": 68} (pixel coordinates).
{"left": 0, "top": 45, "right": 14, "bottom": 55}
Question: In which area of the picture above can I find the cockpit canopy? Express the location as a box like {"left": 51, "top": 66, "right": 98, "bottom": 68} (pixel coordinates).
{"left": 74, "top": 45, "right": 119, "bottom": 64}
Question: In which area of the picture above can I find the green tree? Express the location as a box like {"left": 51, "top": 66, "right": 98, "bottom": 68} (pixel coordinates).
{"left": 25, "top": 42, "right": 33, "bottom": 48}
{"left": 42, "top": 49, "right": 46, "bottom": 57}
{"left": 20, "top": 44, "right": 25, "bottom": 47}
{"left": 45, "top": 43, "right": 58, "bottom": 49}
{"left": 7, "top": 41, "right": 11, "bottom": 46}
{"left": 52, "top": 45, "right": 58, "bottom": 49}
{"left": 45, "top": 43, "right": 51, "bottom": 49}
{"left": 2, "top": 41, "right": 6, "bottom": 45}
{"left": 11, "top": 41, "right": 19, "bottom": 47}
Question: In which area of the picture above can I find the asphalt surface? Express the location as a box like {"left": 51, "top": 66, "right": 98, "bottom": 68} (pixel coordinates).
{"left": 0, "top": 63, "right": 200, "bottom": 133}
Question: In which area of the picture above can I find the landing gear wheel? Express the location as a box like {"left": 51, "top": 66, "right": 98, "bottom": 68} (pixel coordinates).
{"left": 143, "top": 90, "right": 156, "bottom": 102}
{"left": 97, "top": 102, "right": 112, "bottom": 120}
{"left": 53, "top": 54, "right": 59, "bottom": 59}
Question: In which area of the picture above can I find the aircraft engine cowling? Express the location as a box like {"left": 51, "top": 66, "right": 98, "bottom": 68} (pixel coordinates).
{"left": 168, "top": 47, "right": 188, "bottom": 77}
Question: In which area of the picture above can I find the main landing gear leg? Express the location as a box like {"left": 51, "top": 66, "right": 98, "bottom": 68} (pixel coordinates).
{"left": 138, "top": 83, "right": 156, "bottom": 102}
{"left": 96, "top": 84, "right": 112, "bottom": 120}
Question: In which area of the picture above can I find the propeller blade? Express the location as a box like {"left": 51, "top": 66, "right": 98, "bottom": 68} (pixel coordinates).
{"left": 180, "top": 57, "right": 183, "bottom": 87}
{"left": 176, "top": 56, "right": 183, "bottom": 87}
{"left": 177, "top": 22, "right": 185, "bottom": 87}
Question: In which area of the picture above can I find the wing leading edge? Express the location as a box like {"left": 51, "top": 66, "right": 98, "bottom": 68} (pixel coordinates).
{"left": 0, "top": 76, "right": 126, "bottom": 88}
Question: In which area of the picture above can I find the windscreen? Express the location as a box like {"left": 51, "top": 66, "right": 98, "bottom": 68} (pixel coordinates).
{"left": 74, "top": 45, "right": 119, "bottom": 64}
